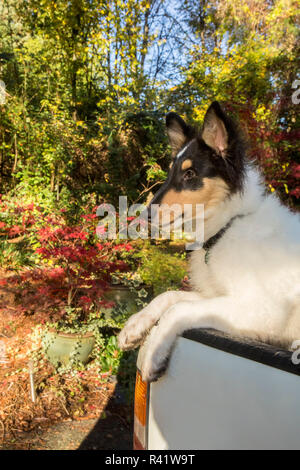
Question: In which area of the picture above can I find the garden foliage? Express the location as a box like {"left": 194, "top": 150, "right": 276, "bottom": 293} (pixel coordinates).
{"left": 0, "top": 0, "right": 298, "bottom": 208}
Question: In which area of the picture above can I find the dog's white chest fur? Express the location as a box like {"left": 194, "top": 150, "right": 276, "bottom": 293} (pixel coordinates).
{"left": 191, "top": 167, "right": 300, "bottom": 342}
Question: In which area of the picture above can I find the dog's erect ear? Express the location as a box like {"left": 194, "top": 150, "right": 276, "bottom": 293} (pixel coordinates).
{"left": 202, "top": 101, "right": 229, "bottom": 158}
{"left": 166, "top": 112, "right": 192, "bottom": 157}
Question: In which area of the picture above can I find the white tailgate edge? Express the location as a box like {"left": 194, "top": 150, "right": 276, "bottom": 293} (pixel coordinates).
{"left": 147, "top": 336, "right": 300, "bottom": 450}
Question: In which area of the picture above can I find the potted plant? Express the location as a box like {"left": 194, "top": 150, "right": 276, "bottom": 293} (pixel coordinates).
{"left": 42, "top": 328, "right": 95, "bottom": 366}
{"left": 41, "top": 308, "right": 101, "bottom": 367}
{"left": 6, "top": 211, "right": 135, "bottom": 366}
{"left": 32, "top": 306, "right": 123, "bottom": 369}
{"left": 102, "top": 271, "right": 152, "bottom": 317}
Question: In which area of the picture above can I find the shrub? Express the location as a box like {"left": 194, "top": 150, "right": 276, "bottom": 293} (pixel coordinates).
{"left": 0, "top": 199, "right": 134, "bottom": 322}
{"left": 136, "top": 242, "right": 187, "bottom": 295}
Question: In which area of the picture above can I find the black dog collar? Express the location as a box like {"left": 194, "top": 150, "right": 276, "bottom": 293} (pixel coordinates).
{"left": 203, "top": 215, "right": 245, "bottom": 264}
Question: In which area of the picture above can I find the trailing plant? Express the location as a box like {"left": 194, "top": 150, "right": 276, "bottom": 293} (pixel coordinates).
{"left": 29, "top": 303, "right": 142, "bottom": 404}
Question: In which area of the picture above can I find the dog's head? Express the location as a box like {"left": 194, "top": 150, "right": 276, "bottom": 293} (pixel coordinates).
{"left": 149, "top": 101, "right": 246, "bottom": 226}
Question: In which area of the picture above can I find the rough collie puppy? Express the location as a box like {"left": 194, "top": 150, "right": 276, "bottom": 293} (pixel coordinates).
{"left": 118, "top": 101, "right": 300, "bottom": 383}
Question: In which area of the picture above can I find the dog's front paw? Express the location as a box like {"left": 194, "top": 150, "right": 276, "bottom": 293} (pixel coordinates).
{"left": 140, "top": 331, "right": 174, "bottom": 383}
{"left": 118, "top": 326, "right": 144, "bottom": 351}
{"left": 118, "top": 313, "right": 147, "bottom": 351}
{"left": 141, "top": 347, "right": 170, "bottom": 383}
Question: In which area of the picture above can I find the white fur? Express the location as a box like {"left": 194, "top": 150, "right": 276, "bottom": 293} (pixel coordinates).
{"left": 118, "top": 165, "right": 300, "bottom": 382}
{"left": 176, "top": 139, "right": 195, "bottom": 159}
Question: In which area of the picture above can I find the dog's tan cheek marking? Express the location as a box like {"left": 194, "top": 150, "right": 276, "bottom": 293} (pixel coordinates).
{"left": 160, "top": 189, "right": 179, "bottom": 206}
{"left": 201, "top": 177, "right": 230, "bottom": 209}
{"left": 181, "top": 159, "right": 192, "bottom": 171}
{"left": 160, "top": 177, "right": 229, "bottom": 210}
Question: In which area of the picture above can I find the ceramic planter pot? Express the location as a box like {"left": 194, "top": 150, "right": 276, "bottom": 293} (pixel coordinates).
{"left": 102, "top": 285, "right": 152, "bottom": 317}
{"left": 42, "top": 330, "right": 95, "bottom": 366}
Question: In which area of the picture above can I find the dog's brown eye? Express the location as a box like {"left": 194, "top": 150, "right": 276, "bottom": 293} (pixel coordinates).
{"left": 183, "top": 169, "right": 196, "bottom": 180}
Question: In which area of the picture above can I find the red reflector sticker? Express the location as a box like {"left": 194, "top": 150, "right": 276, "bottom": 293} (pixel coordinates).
{"left": 133, "top": 432, "right": 145, "bottom": 450}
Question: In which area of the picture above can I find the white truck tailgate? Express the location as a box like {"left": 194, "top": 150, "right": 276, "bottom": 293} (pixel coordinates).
{"left": 144, "top": 331, "right": 300, "bottom": 450}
